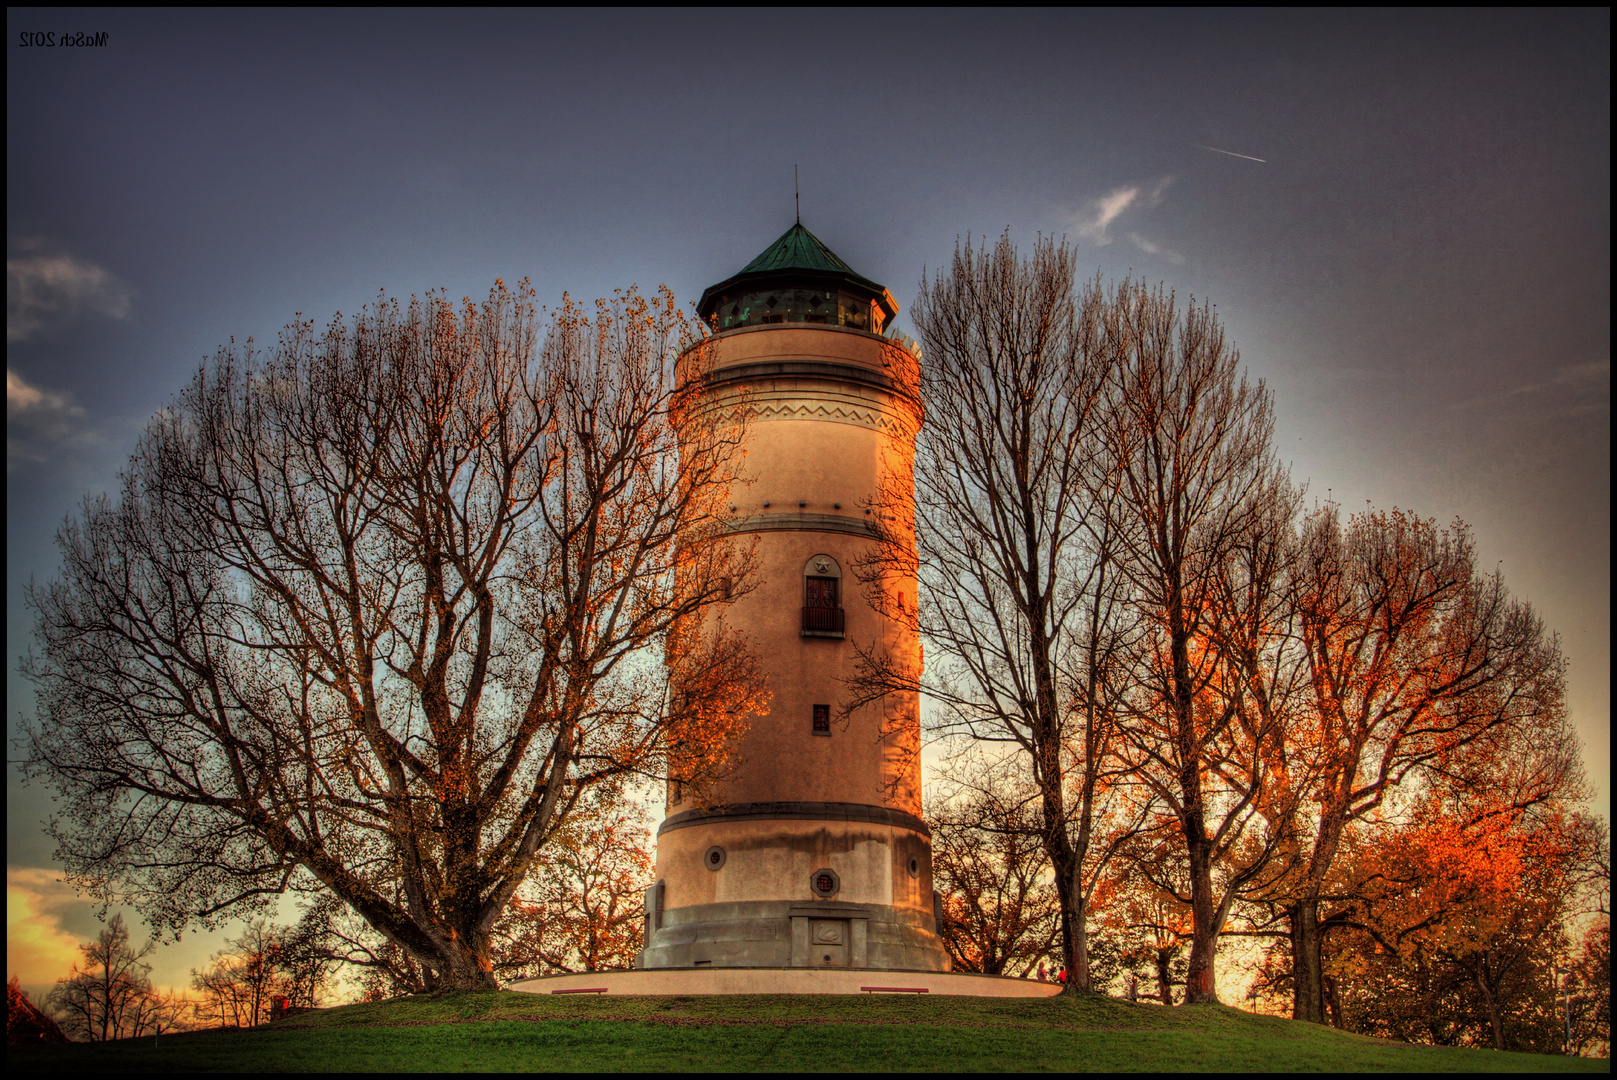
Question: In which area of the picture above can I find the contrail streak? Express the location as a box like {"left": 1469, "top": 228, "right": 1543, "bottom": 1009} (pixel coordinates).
{"left": 1195, "top": 144, "right": 1267, "bottom": 163}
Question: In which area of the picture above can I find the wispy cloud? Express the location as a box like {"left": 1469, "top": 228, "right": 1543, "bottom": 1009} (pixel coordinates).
{"left": 1075, "top": 178, "right": 1169, "bottom": 244}
{"left": 7, "top": 864, "right": 225, "bottom": 1001}
{"left": 1076, "top": 186, "right": 1141, "bottom": 246}
{"left": 1127, "top": 232, "right": 1186, "bottom": 266}
{"left": 1450, "top": 359, "right": 1611, "bottom": 414}
{"left": 7, "top": 367, "right": 90, "bottom": 472}
{"left": 1072, "top": 179, "right": 1182, "bottom": 263}
{"left": 1507, "top": 360, "right": 1610, "bottom": 398}
{"left": 6, "top": 867, "right": 86, "bottom": 993}
{"left": 7, "top": 239, "right": 133, "bottom": 343}
{"left": 1551, "top": 360, "right": 1610, "bottom": 386}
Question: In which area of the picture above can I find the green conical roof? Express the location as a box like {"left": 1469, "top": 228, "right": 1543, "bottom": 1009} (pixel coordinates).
{"left": 696, "top": 222, "right": 898, "bottom": 327}
{"left": 738, "top": 223, "right": 876, "bottom": 286}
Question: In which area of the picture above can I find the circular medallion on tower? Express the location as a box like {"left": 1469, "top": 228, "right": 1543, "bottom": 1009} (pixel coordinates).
{"left": 809, "top": 867, "right": 840, "bottom": 898}
{"left": 704, "top": 845, "right": 727, "bottom": 871}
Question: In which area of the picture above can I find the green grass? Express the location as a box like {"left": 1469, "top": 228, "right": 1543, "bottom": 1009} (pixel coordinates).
{"left": 8, "top": 990, "right": 1609, "bottom": 1072}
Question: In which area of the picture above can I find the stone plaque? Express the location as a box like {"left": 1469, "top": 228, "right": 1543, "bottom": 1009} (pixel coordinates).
{"left": 812, "top": 921, "right": 844, "bottom": 945}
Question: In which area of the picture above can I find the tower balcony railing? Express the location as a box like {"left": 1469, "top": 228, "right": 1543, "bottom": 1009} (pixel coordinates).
{"left": 801, "top": 607, "right": 845, "bottom": 638}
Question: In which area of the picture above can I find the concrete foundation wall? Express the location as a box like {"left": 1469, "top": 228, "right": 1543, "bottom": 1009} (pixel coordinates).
{"left": 639, "top": 898, "right": 949, "bottom": 972}
{"left": 657, "top": 817, "right": 934, "bottom": 914}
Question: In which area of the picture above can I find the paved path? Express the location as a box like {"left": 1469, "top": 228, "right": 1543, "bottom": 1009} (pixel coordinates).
{"left": 509, "top": 968, "right": 1063, "bottom": 997}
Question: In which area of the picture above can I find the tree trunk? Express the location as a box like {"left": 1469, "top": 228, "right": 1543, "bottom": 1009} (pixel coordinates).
{"left": 1474, "top": 962, "right": 1506, "bottom": 1051}
{"left": 1288, "top": 901, "right": 1327, "bottom": 1024}
{"left": 425, "top": 930, "right": 500, "bottom": 992}
{"left": 1183, "top": 826, "right": 1220, "bottom": 1004}
{"left": 1043, "top": 842, "right": 1089, "bottom": 995}
{"left": 1155, "top": 947, "right": 1174, "bottom": 1005}
{"left": 1323, "top": 973, "right": 1343, "bottom": 1028}
{"left": 1063, "top": 897, "right": 1091, "bottom": 995}
{"left": 1035, "top": 636, "right": 1088, "bottom": 997}
{"left": 1171, "top": 588, "right": 1220, "bottom": 1006}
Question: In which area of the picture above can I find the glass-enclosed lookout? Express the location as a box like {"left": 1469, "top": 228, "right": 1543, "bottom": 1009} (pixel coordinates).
{"left": 697, "top": 223, "right": 900, "bottom": 334}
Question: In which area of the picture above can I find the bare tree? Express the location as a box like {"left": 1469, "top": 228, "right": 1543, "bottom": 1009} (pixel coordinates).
{"left": 848, "top": 234, "right": 1141, "bottom": 993}
{"left": 190, "top": 917, "right": 332, "bottom": 1027}
{"left": 1278, "top": 507, "right": 1576, "bottom": 1023}
{"left": 1567, "top": 916, "right": 1610, "bottom": 1057}
{"left": 1097, "top": 849, "right": 1193, "bottom": 1005}
{"left": 127, "top": 986, "right": 194, "bottom": 1040}
{"left": 497, "top": 790, "right": 655, "bottom": 975}
{"left": 1098, "top": 280, "right": 1291, "bottom": 1004}
{"left": 45, "top": 914, "right": 159, "bottom": 1041}
{"left": 927, "top": 754, "right": 1061, "bottom": 976}
{"left": 1568, "top": 826, "right": 1611, "bottom": 1057}
{"left": 24, "top": 281, "right": 764, "bottom": 991}
{"left": 190, "top": 953, "right": 264, "bottom": 1029}
{"left": 289, "top": 789, "right": 652, "bottom": 991}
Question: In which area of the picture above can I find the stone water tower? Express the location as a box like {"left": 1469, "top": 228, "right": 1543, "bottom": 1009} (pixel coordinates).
{"left": 637, "top": 223, "right": 949, "bottom": 973}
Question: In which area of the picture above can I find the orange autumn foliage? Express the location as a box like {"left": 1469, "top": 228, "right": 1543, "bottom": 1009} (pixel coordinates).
{"left": 1326, "top": 796, "right": 1601, "bottom": 1052}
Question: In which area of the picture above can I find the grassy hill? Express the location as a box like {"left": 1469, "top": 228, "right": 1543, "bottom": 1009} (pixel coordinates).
{"left": 7, "top": 989, "right": 1608, "bottom": 1072}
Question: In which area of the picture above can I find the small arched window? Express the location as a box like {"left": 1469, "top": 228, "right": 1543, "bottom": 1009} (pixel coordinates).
{"left": 801, "top": 554, "right": 844, "bottom": 638}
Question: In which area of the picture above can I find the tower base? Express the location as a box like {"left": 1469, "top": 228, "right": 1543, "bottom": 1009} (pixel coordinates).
{"left": 637, "top": 899, "right": 949, "bottom": 972}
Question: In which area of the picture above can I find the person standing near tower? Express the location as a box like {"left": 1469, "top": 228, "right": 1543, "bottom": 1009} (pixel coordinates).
{"left": 638, "top": 222, "right": 947, "bottom": 973}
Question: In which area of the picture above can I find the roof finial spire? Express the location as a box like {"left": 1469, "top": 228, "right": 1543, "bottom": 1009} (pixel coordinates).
{"left": 794, "top": 165, "right": 800, "bottom": 225}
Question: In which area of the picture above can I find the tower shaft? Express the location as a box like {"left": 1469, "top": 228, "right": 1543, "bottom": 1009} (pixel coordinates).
{"left": 639, "top": 227, "right": 947, "bottom": 972}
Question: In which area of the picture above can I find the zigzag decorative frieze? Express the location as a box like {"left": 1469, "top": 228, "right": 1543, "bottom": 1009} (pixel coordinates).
{"left": 747, "top": 396, "right": 916, "bottom": 435}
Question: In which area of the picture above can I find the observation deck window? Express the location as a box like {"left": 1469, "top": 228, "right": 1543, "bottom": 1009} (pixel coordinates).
{"left": 714, "top": 289, "right": 878, "bottom": 333}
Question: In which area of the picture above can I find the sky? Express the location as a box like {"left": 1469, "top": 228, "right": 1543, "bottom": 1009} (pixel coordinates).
{"left": 6, "top": 9, "right": 1609, "bottom": 1000}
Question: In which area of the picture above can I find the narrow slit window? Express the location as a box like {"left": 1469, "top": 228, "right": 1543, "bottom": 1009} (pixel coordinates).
{"left": 813, "top": 704, "right": 831, "bottom": 735}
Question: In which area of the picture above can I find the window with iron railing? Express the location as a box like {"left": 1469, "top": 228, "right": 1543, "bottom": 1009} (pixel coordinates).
{"left": 802, "top": 574, "right": 843, "bottom": 637}
{"left": 801, "top": 605, "right": 845, "bottom": 634}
